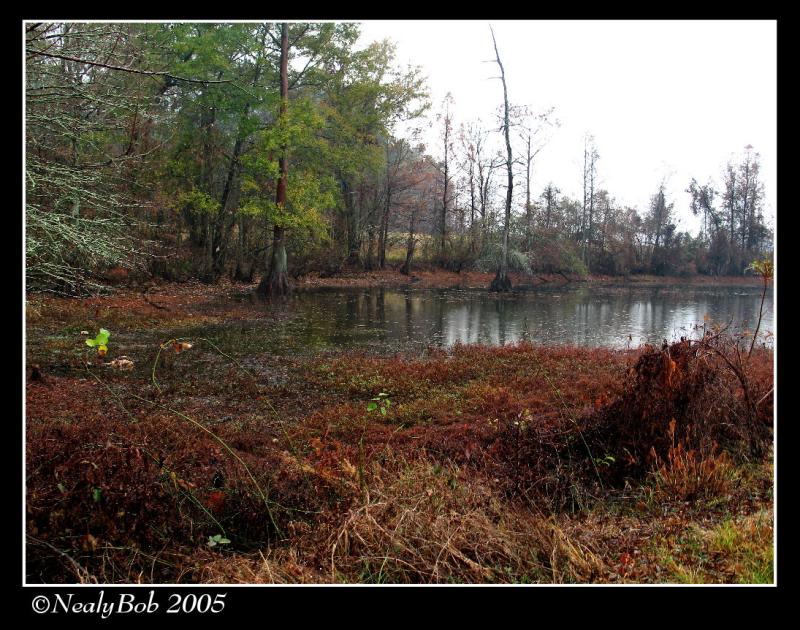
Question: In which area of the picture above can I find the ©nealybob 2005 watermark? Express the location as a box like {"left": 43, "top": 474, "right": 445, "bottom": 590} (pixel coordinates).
{"left": 30, "top": 591, "right": 226, "bottom": 617}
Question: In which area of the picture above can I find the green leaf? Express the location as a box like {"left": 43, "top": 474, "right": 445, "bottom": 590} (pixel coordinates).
{"left": 86, "top": 328, "right": 111, "bottom": 349}
{"left": 367, "top": 402, "right": 378, "bottom": 412}
{"left": 92, "top": 488, "right": 102, "bottom": 503}
{"left": 380, "top": 407, "right": 387, "bottom": 416}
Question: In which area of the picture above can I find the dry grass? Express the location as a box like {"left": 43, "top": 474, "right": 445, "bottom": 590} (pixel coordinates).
{"left": 330, "top": 456, "right": 614, "bottom": 584}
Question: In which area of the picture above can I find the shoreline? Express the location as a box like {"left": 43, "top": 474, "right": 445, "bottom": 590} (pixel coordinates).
{"left": 294, "top": 269, "right": 766, "bottom": 291}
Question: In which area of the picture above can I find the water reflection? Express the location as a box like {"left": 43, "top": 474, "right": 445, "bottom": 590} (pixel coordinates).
{"left": 284, "top": 285, "right": 774, "bottom": 351}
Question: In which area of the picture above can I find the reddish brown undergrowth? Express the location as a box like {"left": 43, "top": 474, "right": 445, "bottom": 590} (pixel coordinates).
{"left": 25, "top": 332, "right": 773, "bottom": 583}
{"left": 26, "top": 376, "right": 352, "bottom": 583}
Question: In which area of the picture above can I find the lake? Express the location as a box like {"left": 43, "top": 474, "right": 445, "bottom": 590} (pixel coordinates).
{"left": 218, "top": 284, "right": 774, "bottom": 355}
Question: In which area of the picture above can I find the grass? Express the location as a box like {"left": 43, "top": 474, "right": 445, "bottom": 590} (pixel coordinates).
{"left": 644, "top": 509, "right": 773, "bottom": 584}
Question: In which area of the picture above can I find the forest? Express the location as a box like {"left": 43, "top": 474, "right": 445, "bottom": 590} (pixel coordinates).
{"left": 24, "top": 21, "right": 775, "bottom": 587}
{"left": 26, "top": 22, "right": 773, "bottom": 296}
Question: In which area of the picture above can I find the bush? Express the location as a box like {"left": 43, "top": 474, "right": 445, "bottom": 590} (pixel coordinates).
{"left": 474, "top": 243, "right": 531, "bottom": 274}
{"left": 588, "top": 335, "right": 772, "bottom": 479}
{"left": 529, "top": 233, "right": 588, "bottom": 276}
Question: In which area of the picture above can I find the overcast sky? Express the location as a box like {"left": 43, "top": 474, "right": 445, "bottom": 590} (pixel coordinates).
{"left": 356, "top": 20, "right": 777, "bottom": 234}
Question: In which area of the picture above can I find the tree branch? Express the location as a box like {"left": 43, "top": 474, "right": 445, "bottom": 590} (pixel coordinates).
{"left": 26, "top": 50, "right": 234, "bottom": 86}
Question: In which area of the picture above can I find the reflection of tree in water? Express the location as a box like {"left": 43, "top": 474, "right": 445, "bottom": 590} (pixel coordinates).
{"left": 405, "top": 292, "right": 413, "bottom": 340}
{"left": 433, "top": 290, "right": 445, "bottom": 346}
{"left": 377, "top": 287, "right": 386, "bottom": 342}
{"left": 495, "top": 298, "right": 507, "bottom": 346}
{"left": 284, "top": 286, "right": 773, "bottom": 352}
{"left": 345, "top": 292, "right": 359, "bottom": 321}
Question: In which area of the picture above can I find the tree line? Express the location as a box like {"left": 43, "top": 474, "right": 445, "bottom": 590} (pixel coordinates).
{"left": 25, "top": 22, "right": 772, "bottom": 295}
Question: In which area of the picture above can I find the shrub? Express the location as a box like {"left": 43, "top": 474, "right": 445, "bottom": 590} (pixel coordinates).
{"left": 588, "top": 335, "right": 772, "bottom": 478}
{"left": 474, "top": 243, "right": 531, "bottom": 274}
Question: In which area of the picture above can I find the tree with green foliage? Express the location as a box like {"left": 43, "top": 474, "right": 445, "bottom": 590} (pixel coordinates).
{"left": 25, "top": 21, "right": 771, "bottom": 295}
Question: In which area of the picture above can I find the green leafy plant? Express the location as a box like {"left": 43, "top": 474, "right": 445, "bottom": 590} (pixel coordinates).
{"left": 85, "top": 328, "right": 110, "bottom": 357}
{"left": 207, "top": 533, "right": 231, "bottom": 548}
{"left": 594, "top": 454, "right": 616, "bottom": 468}
{"left": 367, "top": 392, "right": 392, "bottom": 416}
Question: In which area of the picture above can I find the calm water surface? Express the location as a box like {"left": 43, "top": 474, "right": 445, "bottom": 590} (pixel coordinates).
{"left": 218, "top": 284, "right": 774, "bottom": 355}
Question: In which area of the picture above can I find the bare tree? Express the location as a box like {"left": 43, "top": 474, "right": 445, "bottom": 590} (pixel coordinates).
{"left": 580, "top": 133, "right": 599, "bottom": 268}
{"left": 489, "top": 26, "right": 513, "bottom": 292}
{"left": 399, "top": 153, "right": 436, "bottom": 275}
{"left": 437, "top": 93, "right": 455, "bottom": 263}
{"left": 458, "top": 122, "right": 478, "bottom": 251}
{"left": 540, "top": 183, "right": 560, "bottom": 231}
{"left": 464, "top": 121, "right": 500, "bottom": 253}
{"left": 518, "top": 106, "right": 556, "bottom": 250}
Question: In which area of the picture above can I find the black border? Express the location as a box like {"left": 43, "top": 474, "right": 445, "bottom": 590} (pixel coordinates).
{"left": 15, "top": 11, "right": 787, "bottom": 618}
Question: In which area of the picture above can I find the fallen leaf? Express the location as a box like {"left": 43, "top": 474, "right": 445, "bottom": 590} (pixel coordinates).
{"left": 105, "top": 357, "right": 134, "bottom": 371}
{"left": 81, "top": 534, "right": 99, "bottom": 551}
{"left": 341, "top": 458, "right": 357, "bottom": 478}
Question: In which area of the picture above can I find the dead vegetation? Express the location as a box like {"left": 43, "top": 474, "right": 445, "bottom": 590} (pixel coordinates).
{"left": 25, "top": 293, "right": 774, "bottom": 584}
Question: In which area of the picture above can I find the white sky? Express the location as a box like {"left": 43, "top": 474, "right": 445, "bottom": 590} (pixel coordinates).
{"left": 356, "top": 20, "right": 777, "bottom": 234}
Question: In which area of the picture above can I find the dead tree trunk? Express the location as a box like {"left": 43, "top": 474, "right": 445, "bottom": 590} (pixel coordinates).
{"left": 489, "top": 26, "right": 513, "bottom": 293}
{"left": 378, "top": 147, "right": 392, "bottom": 269}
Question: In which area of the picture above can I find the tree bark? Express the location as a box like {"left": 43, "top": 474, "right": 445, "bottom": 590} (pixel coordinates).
{"left": 258, "top": 22, "right": 290, "bottom": 297}
{"left": 400, "top": 206, "right": 418, "bottom": 276}
{"left": 378, "top": 150, "right": 392, "bottom": 269}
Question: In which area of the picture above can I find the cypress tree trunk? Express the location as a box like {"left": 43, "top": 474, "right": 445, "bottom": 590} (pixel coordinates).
{"left": 378, "top": 179, "right": 391, "bottom": 269}
{"left": 261, "top": 224, "right": 289, "bottom": 294}
{"left": 258, "top": 22, "right": 290, "bottom": 297}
